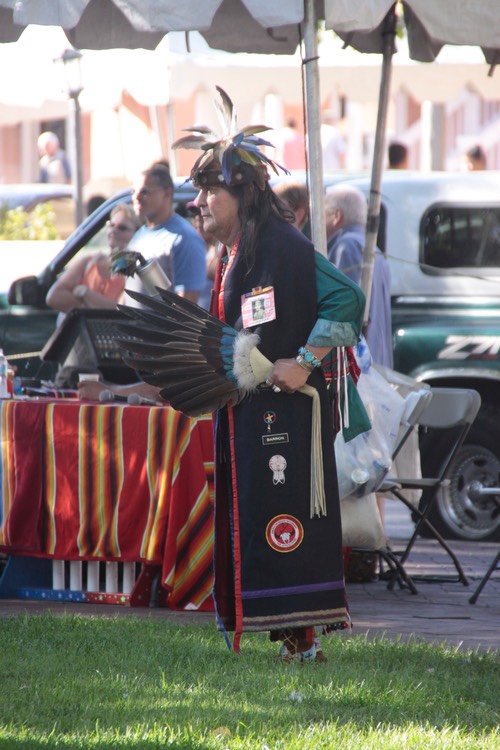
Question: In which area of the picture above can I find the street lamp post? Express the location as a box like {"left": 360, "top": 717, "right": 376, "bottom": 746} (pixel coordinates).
{"left": 54, "top": 48, "right": 84, "bottom": 226}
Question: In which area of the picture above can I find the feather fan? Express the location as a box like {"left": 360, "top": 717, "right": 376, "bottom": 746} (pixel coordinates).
{"left": 115, "top": 288, "right": 273, "bottom": 417}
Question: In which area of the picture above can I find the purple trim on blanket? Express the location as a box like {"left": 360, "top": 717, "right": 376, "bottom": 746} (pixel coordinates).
{"left": 241, "top": 580, "right": 345, "bottom": 599}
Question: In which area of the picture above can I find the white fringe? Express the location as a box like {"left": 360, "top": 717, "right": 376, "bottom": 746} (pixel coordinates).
{"left": 302, "top": 383, "right": 327, "bottom": 518}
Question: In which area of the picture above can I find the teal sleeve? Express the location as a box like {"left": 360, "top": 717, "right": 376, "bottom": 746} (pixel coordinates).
{"left": 308, "top": 251, "right": 366, "bottom": 348}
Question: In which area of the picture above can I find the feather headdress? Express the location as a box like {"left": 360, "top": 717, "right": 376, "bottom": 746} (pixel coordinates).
{"left": 172, "top": 85, "right": 289, "bottom": 190}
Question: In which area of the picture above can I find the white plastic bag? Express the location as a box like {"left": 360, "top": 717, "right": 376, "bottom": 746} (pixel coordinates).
{"left": 335, "top": 340, "right": 406, "bottom": 501}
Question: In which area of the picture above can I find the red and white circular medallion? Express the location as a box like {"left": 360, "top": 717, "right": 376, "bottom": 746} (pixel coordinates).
{"left": 266, "top": 514, "right": 304, "bottom": 553}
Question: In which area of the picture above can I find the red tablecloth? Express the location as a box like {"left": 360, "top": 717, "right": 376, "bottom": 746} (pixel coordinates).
{"left": 0, "top": 399, "right": 214, "bottom": 610}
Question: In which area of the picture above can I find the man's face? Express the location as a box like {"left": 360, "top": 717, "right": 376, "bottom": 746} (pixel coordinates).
{"left": 44, "top": 140, "right": 58, "bottom": 156}
{"left": 325, "top": 204, "right": 343, "bottom": 239}
{"left": 195, "top": 185, "right": 240, "bottom": 246}
{"left": 133, "top": 174, "right": 172, "bottom": 226}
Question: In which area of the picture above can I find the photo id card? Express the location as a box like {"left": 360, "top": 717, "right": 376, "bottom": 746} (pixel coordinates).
{"left": 241, "top": 287, "right": 276, "bottom": 328}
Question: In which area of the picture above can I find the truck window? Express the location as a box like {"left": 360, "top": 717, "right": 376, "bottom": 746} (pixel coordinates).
{"left": 421, "top": 205, "right": 500, "bottom": 269}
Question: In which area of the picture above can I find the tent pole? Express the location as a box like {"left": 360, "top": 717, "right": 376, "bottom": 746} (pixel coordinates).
{"left": 360, "top": 5, "right": 397, "bottom": 325}
{"left": 303, "top": 0, "right": 326, "bottom": 256}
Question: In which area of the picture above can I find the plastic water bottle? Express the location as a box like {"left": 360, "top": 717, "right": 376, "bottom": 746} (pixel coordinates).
{"left": 0, "top": 349, "right": 10, "bottom": 398}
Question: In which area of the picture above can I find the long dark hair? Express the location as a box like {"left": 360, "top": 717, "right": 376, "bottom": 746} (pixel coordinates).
{"left": 229, "top": 181, "right": 295, "bottom": 272}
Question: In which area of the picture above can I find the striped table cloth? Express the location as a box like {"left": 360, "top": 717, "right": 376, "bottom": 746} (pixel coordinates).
{"left": 0, "top": 399, "right": 214, "bottom": 610}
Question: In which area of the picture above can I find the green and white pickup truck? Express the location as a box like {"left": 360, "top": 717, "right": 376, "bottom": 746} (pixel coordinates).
{"left": 350, "top": 170, "right": 500, "bottom": 542}
{"left": 4, "top": 171, "right": 500, "bottom": 542}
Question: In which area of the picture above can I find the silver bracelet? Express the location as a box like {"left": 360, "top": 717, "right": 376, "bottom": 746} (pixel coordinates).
{"left": 298, "top": 346, "right": 322, "bottom": 368}
{"left": 296, "top": 353, "right": 315, "bottom": 372}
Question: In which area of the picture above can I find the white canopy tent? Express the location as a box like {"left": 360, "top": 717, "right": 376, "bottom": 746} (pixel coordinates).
{"left": 0, "top": 0, "right": 499, "bottom": 302}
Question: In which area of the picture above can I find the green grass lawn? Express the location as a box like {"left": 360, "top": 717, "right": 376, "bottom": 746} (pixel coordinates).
{"left": 0, "top": 613, "right": 498, "bottom": 749}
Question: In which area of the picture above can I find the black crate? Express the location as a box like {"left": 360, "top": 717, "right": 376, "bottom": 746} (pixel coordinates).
{"left": 40, "top": 309, "right": 137, "bottom": 384}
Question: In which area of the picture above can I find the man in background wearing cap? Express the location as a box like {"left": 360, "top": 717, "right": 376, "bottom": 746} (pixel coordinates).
{"left": 126, "top": 162, "right": 206, "bottom": 305}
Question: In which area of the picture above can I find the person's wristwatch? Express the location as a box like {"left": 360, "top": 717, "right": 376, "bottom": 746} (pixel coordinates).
{"left": 73, "top": 284, "right": 88, "bottom": 301}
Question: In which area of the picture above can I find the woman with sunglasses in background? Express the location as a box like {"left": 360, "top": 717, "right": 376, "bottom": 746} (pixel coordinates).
{"left": 46, "top": 202, "right": 142, "bottom": 315}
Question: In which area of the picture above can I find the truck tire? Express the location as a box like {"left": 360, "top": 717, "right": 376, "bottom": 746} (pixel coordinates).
{"left": 416, "top": 407, "right": 500, "bottom": 542}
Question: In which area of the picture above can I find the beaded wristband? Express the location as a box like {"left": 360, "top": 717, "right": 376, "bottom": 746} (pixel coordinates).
{"left": 298, "top": 346, "right": 322, "bottom": 369}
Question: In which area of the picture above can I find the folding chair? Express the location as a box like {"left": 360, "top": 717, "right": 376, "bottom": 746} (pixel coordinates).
{"left": 380, "top": 387, "right": 481, "bottom": 587}
{"left": 345, "top": 383, "right": 433, "bottom": 595}
{"left": 469, "top": 549, "right": 500, "bottom": 604}
{"left": 468, "top": 482, "right": 500, "bottom": 604}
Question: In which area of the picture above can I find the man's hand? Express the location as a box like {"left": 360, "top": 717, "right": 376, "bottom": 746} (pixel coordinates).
{"left": 268, "top": 358, "right": 311, "bottom": 394}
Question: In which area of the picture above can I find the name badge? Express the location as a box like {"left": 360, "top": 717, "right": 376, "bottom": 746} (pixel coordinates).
{"left": 262, "top": 433, "right": 289, "bottom": 446}
{"left": 241, "top": 287, "right": 276, "bottom": 328}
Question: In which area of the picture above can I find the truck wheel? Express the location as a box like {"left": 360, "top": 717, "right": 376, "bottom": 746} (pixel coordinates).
{"left": 417, "top": 409, "right": 500, "bottom": 542}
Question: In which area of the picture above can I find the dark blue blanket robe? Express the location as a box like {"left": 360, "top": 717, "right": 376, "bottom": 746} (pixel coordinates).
{"left": 213, "top": 216, "right": 348, "bottom": 639}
